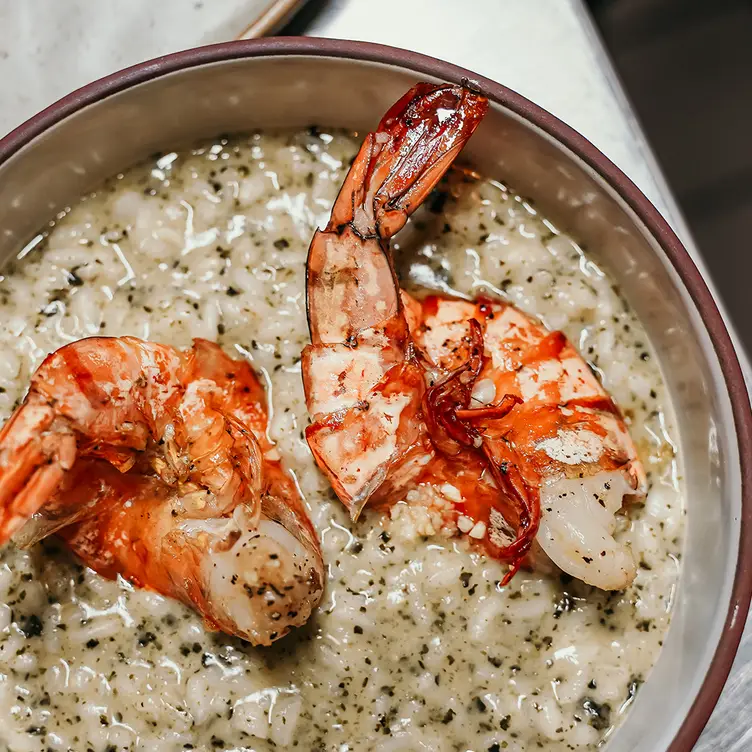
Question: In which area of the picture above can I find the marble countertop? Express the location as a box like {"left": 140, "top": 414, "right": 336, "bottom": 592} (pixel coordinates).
{"left": 0, "top": 0, "right": 748, "bottom": 748}
{"left": 0, "top": 0, "right": 287, "bottom": 137}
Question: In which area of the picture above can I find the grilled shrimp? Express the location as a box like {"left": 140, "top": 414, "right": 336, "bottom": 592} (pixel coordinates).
{"left": 302, "top": 81, "right": 646, "bottom": 590}
{"left": 0, "top": 337, "right": 324, "bottom": 645}
{"left": 410, "top": 295, "right": 646, "bottom": 590}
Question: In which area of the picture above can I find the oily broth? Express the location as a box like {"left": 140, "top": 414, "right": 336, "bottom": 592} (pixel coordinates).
{"left": 0, "top": 130, "right": 683, "bottom": 752}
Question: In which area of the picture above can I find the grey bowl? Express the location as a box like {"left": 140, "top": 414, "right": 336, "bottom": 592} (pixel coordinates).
{"left": 0, "top": 37, "right": 749, "bottom": 751}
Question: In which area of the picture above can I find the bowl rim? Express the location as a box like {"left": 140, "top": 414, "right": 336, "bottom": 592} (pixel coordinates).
{"left": 0, "top": 36, "right": 749, "bottom": 750}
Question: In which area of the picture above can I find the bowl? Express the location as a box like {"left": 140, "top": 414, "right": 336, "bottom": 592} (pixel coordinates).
{"left": 0, "top": 37, "right": 749, "bottom": 751}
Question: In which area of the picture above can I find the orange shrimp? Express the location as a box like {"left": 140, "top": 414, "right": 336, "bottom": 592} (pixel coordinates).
{"left": 409, "top": 295, "right": 646, "bottom": 589}
{"left": 0, "top": 337, "right": 324, "bottom": 645}
{"left": 302, "top": 82, "right": 645, "bottom": 590}
{"left": 303, "top": 81, "right": 488, "bottom": 510}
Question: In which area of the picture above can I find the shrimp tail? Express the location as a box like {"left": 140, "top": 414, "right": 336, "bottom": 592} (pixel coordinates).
{"left": 0, "top": 399, "right": 76, "bottom": 543}
{"left": 307, "top": 82, "right": 487, "bottom": 347}
{"left": 329, "top": 82, "right": 489, "bottom": 240}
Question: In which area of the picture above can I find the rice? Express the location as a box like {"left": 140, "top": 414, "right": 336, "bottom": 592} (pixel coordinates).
{"left": 0, "top": 129, "right": 683, "bottom": 751}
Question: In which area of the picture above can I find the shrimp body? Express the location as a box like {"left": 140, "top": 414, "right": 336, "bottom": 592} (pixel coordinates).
{"left": 0, "top": 337, "right": 324, "bottom": 645}
{"left": 304, "top": 83, "right": 488, "bottom": 518}
{"left": 411, "top": 295, "right": 646, "bottom": 590}
{"left": 303, "top": 82, "right": 646, "bottom": 590}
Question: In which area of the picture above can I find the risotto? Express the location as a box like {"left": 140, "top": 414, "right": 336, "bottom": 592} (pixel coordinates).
{"left": 0, "top": 129, "right": 683, "bottom": 751}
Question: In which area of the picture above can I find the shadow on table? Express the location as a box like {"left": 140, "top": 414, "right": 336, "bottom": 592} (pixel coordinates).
{"left": 587, "top": 0, "right": 752, "bottom": 357}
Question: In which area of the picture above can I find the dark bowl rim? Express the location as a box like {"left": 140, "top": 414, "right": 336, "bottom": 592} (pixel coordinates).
{"left": 0, "top": 36, "right": 749, "bottom": 751}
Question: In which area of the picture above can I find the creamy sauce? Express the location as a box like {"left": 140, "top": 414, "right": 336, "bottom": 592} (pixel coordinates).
{"left": 0, "top": 130, "right": 684, "bottom": 751}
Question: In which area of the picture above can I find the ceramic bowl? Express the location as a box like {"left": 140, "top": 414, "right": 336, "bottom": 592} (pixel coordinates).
{"left": 0, "top": 38, "right": 749, "bottom": 751}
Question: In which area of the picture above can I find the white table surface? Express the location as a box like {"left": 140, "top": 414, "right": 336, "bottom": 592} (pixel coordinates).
{"left": 0, "top": 0, "right": 747, "bottom": 748}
